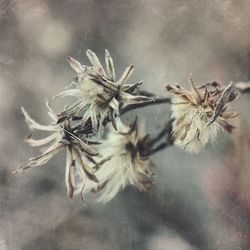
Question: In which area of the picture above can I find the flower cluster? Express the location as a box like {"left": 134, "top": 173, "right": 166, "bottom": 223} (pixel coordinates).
{"left": 166, "top": 75, "right": 239, "bottom": 153}
{"left": 13, "top": 50, "right": 154, "bottom": 202}
{"left": 14, "top": 49, "right": 241, "bottom": 204}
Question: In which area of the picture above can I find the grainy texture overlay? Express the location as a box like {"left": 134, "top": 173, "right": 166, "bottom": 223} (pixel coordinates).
{"left": 0, "top": 0, "right": 250, "bottom": 249}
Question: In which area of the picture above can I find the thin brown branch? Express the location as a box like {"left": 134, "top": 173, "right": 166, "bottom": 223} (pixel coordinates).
{"left": 138, "top": 119, "right": 173, "bottom": 157}
{"left": 151, "top": 141, "right": 172, "bottom": 154}
{"left": 120, "top": 97, "right": 170, "bottom": 115}
{"left": 149, "top": 119, "right": 173, "bottom": 155}
{"left": 148, "top": 120, "right": 173, "bottom": 146}
{"left": 136, "top": 90, "right": 156, "bottom": 97}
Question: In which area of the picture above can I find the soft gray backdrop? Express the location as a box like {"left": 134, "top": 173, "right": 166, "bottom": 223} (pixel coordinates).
{"left": 1, "top": 0, "right": 250, "bottom": 249}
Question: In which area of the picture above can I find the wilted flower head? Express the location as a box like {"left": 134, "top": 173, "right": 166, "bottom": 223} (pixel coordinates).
{"left": 166, "top": 75, "right": 239, "bottom": 153}
{"left": 54, "top": 49, "right": 153, "bottom": 132}
{"left": 75, "top": 119, "right": 154, "bottom": 203}
{"left": 13, "top": 101, "right": 102, "bottom": 198}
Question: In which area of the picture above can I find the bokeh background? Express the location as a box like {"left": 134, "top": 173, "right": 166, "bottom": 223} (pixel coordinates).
{"left": 0, "top": 0, "right": 250, "bottom": 249}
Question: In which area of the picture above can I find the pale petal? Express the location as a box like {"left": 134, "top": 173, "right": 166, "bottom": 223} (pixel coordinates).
{"left": 90, "top": 104, "right": 98, "bottom": 132}
{"left": 25, "top": 132, "right": 60, "bottom": 147}
{"left": 53, "top": 89, "right": 82, "bottom": 99}
{"left": 65, "top": 146, "right": 74, "bottom": 198}
{"left": 109, "top": 97, "right": 119, "bottom": 112}
{"left": 45, "top": 99, "right": 58, "bottom": 121}
{"left": 105, "top": 49, "right": 115, "bottom": 81}
{"left": 86, "top": 49, "right": 106, "bottom": 76}
{"left": 21, "top": 107, "right": 57, "bottom": 131}
{"left": 116, "top": 65, "right": 135, "bottom": 86}
{"left": 12, "top": 144, "right": 63, "bottom": 174}
{"left": 72, "top": 148, "right": 99, "bottom": 183}
{"left": 67, "top": 57, "right": 84, "bottom": 73}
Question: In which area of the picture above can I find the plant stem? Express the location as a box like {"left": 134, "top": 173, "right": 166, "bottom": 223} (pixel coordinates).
{"left": 120, "top": 97, "right": 170, "bottom": 115}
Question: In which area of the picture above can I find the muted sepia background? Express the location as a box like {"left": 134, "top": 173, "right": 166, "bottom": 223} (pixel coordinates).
{"left": 0, "top": 0, "right": 250, "bottom": 249}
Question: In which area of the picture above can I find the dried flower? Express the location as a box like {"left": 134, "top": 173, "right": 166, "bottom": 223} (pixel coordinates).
{"left": 166, "top": 75, "right": 239, "bottom": 153}
{"left": 75, "top": 119, "right": 154, "bottom": 203}
{"left": 54, "top": 49, "right": 153, "bottom": 132}
{"left": 13, "top": 101, "right": 102, "bottom": 198}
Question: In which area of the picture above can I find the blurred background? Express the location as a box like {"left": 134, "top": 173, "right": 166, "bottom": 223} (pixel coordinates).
{"left": 0, "top": 0, "right": 250, "bottom": 249}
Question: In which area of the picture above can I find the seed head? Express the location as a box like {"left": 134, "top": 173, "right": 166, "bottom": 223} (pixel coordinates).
{"left": 166, "top": 75, "right": 239, "bottom": 153}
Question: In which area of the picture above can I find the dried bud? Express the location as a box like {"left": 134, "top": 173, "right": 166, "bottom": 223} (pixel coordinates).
{"left": 74, "top": 119, "right": 154, "bottom": 203}
{"left": 13, "top": 102, "right": 99, "bottom": 199}
{"left": 54, "top": 49, "right": 153, "bottom": 132}
{"left": 166, "top": 75, "right": 238, "bottom": 153}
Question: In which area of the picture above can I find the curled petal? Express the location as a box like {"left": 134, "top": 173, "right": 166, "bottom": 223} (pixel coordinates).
{"left": 21, "top": 107, "right": 57, "bottom": 131}
{"left": 45, "top": 99, "right": 58, "bottom": 121}
{"left": 12, "top": 144, "right": 63, "bottom": 175}
{"left": 25, "top": 132, "right": 60, "bottom": 147}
